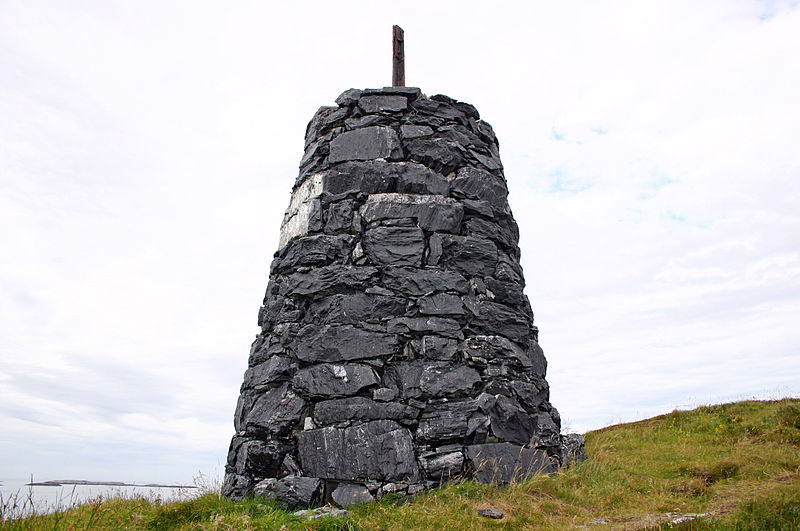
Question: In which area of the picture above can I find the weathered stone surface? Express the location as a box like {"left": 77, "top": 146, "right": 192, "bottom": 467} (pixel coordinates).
{"left": 331, "top": 483, "right": 375, "bottom": 507}
{"left": 293, "top": 363, "right": 379, "bottom": 399}
{"left": 306, "top": 293, "right": 406, "bottom": 326}
{"left": 405, "top": 138, "right": 465, "bottom": 175}
{"left": 325, "top": 200, "right": 354, "bottom": 233}
{"left": 510, "top": 380, "right": 549, "bottom": 410}
{"left": 233, "top": 438, "right": 292, "bottom": 477}
{"left": 436, "top": 234, "right": 498, "bottom": 277}
{"left": 298, "top": 420, "right": 419, "bottom": 482}
{"left": 386, "top": 361, "right": 481, "bottom": 400}
{"left": 386, "top": 317, "right": 463, "bottom": 338}
{"left": 358, "top": 95, "right": 407, "bottom": 113}
{"left": 416, "top": 400, "right": 479, "bottom": 442}
{"left": 489, "top": 395, "right": 535, "bottom": 445}
{"left": 253, "top": 476, "right": 322, "bottom": 509}
{"left": 421, "top": 335, "right": 459, "bottom": 360}
{"left": 400, "top": 124, "right": 434, "bottom": 139}
{"left": 382, "top": 267, "right": 469, "bottom": 296}
{"left": 469, "top": 301, "right": 531, "bottom": 346}
{"left": 328, "top": 126, "right": 402, "bottom": 163}
{"left": 242, "top": 356, "right": 294, "bottom": 390}
{"left": 280, "top": 174, "right": 323, "bottom": 250}
{"left": 313, "top": 396, "right": 419, "bottom": 426}
{"left": 277, "top": 234, "right": 352, "bottom": 272}
{"left": 462, "top": 335, "right": 534, "bottom": 370}
{"left": 363, "top": 226, "right": 425, "bottom": 267}
{"left": 224, "top": 88, "right": 570, "bottom": 505}
{"left": 335, "top": 88, "right": 362, "bottom": 107}
{"left": 360, "top": 194, "right": 463, "bottom": 232}
{"left": 419, "top": 446, "right": 464, "bottom": 480}
{"left": 294, "top": 324, "right": 400, "bottom": 362}
{"left": 418, "top": 293, "right": 464, "bottom": 315}
{"left": 322, "top": 160, "right": 448, "bottom": 196}
{"left": 243, "top": 383, "right": 306, "bottom": 436}
{"left": 465, "top": 443, "right": 555, "bottom": 484}
{"left": 283, "top": 265, "right": 378, "bottom": 296}
{"left": 450, "top": 167, "right": 508, "bottom": 210}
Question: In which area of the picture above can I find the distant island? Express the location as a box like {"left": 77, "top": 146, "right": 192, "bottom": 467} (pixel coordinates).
{"left": 27, "top": 480, "right": 196, "bottom": 488}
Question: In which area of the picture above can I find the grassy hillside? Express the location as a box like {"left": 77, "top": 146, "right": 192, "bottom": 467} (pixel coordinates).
{"left": 3, "top": 399, "right": 799, "bottom": 530}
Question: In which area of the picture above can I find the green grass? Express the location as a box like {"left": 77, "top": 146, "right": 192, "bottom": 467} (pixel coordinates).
{"left": 3, "top": 399, "right": 799, "bottom": 530}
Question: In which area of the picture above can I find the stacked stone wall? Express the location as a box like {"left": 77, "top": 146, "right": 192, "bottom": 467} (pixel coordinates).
{"left": 223, "top": 87, "right": 582, "bottom": 509}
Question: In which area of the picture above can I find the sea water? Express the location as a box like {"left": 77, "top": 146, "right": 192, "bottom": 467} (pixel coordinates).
{"left": 0, "top": 477, "right": 199, "bottom": 520}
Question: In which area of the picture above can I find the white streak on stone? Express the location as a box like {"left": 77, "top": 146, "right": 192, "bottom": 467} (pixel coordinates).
{"left": 279, "top": 174, "right": 323, "bottom": 250}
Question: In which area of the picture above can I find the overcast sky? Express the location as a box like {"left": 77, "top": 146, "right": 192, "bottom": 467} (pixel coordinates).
{"left": 2, "top": 0, "right": 799, "bottom": 484}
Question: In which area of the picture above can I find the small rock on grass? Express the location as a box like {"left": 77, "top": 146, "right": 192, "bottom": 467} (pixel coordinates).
{"left": 478, "top": 507, "right": 504, "bottom": 519}
{"left": 293, "top": 506, "right": 349, "bottom": 520}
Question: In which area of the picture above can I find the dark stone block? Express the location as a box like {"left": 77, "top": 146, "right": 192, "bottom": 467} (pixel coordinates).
{"left": 222, "top": 472, "right": 252, "bottom": 499}
{"left": 234, "top": 438, "right": 292, "bottom": 477}
{"left": 283, "top": 265, "right": 378, "bottom": 297}
{"left": 484, "top": 277, "right": 526, "bottom": 308}
{"left": 298, "top": 420, "right": 419, "bottom": 482}
{"left": 363, "top": 226, "right": 425, "bottom": 267}
{"left": 306, "top": 293, "right": 406, "bottom": 326}
{"left": 242, "top": 356, "right": 295, "bottom": 390}
{"left": 450, "top": 167, "right": 508, "bottom": 210}
{"left": 360, "top": 194, "right": 463, "bottom": 233}
{"left": 243, "top": 383, "right": 306, "bottom": 436}
{"left": 293, "top": 363, "right": 379, "bottom": 399}
{"left": 469, "top": 301, "right": 531, "bottom": 346}
{"left": 462, "top": 335, "right": 534, "bottom": 370}
{"left": 400, "top": 124, "right": 434, "bottom": 139}
{"left": 462, "top": 198, "right": 494, "bottom": 217}
{"left": 419, "top": 446, "right": 464, "bottom": 480}
{"left": 335, "top": 88, "right": 362, "bottom": 107}
{"left": 382, "top": 267, "right": 469, "bottom": 296}
{"left": 328, "top": 126, "right": 402, "bottom": 163}
{"left": 495, "top": 251, "right": 525, "bottom": 284}
{"left": 277, "top": 234, "right": 352, "bottom": 272}
{"left": 358, "top": 95, "right": 407, "bottom": 113}
{"left": 322, "top": 160, "right": 448, "bottom": 196}
{"left": 253, "top": 476, "right": 323, "bottom": 509}
{"left": 510, "top": 380, "right": 549, "bottom": 410}
{"left": 405, "top": 138, "right": 466, "bottom": 175}
{"left": 416, "top": 399, "right": 479, "bottom": 442}
{"left": 421, "top": 335, "right": 458, "bottom": 360}
{"left": 331, "top": 483, "right": 374, "bottom": 507}
{"left": 533, "top": 411, "right": 561, "bottom": 447}
{"left": 470, "top": 150, "right": 503, "bottom": 172}
{"left": 294, "top": 324, "right": 400, "bottom": 363}
{"left": 305, "top": 106, "right": 337, "bottom": 145}
{"left": 465, "top": 443, "right": 554, "bottom": 484}
{"left": 313, "top": 396, "right": 419, "bottom": 426}
{"left": 412, "top": 96, "right": 467, "bottom": 123}
{"left": 362, "top": 86, "right": 422, "bottom": 98}
{"left": 418, "top": 293, "right": 465, "bottom": 316}
{"left": 325, "top": 200, "right": 354, "bottom": 233}
{"left": 438, "top": 235, "right": 498, "bottom": 277}
{"left": 386, "top": 361, "right": 481, "bottom": 400}
{"left": 386, "top": 317, "right": 463, "bottom": 339}
{"left": 489, "top": 395, "right": 535, "bottom": 445}
{"left": 345, "top": 114, "right": 389, "bottom": 130}
{"left": 462, "top": 218, "right": 517, "bottom": 251}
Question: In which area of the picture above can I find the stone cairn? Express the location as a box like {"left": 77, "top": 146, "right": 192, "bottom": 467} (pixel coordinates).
{"left": 223, "top": 86, "right": 586, "bottom": 509}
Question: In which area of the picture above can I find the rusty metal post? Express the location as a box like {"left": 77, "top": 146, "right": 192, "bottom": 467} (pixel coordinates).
{"left": 392, "top": 25, "right": 405, "bottom": 87}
